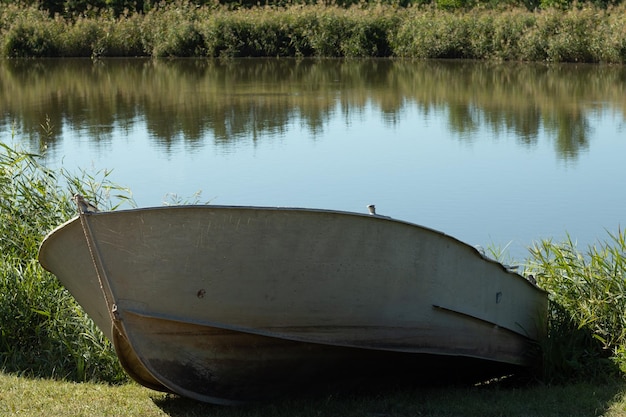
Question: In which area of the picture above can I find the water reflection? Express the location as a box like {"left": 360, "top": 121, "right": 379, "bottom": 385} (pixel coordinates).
{"left": 1, "top": 58, "right": 625, "bottom": 160}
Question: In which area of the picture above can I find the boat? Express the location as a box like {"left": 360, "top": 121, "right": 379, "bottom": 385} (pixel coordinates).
{"left": 38, "top": 202, "right": 548, "bottom": 405}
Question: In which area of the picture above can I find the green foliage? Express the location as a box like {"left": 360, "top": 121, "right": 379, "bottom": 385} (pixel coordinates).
{"left": 141, "top": 1, "right": 206, "bottom": 57}
{"left": 1, "top": 11, "right": 62, "bottom": 57}
{"left": 435, "top": 0, "right": 470, "bottom": 10}
{"left": 309, "top": 6, "right": 395, "bottom": 57}
{"left": 391, "top": 6, "right": 626, "bottom": 62}
{"left": 60, "top": 15, "right": 108, "bottom": 57}
{"left": 527, "top": 230, "right": 626, "bottom": 382}
{"left": 2, "top": 2, "right": 626, "bottom": 61}
{"left": 528, "top": 7, "right": 603, "bottom": 62}
{"left": 489, "top": 10, "right": 536, "bottom": 60}
{"left": 0, "top": 141, "right": 132, "bottom": 382}
{"left": 0, "top": 262, "right": 125, "bottom": 383}
{"left": 142, "top": 3, "right": 397, "bottom": 58}
{"left": 100, "top": 11, "right": 144, "bottom": 56}
{"left": 0, "top": 3, "right": 143, "bottom": 57}
{"left": 391, "top": 9, "right": 472, "bottom": 58}
{"left": 7, "top": 0, "right": 626, "bottom": 22}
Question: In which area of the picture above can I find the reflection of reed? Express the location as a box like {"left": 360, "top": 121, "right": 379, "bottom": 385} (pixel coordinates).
{"left": 1, "top": 59, "right": 625, "bottom": 160}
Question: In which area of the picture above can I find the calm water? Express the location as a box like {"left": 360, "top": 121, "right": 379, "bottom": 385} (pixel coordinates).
{"left": 1, "top": 58, "right": 624, "bottom": 260}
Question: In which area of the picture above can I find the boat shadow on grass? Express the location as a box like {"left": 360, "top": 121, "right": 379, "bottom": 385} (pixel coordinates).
{"left": 150, "top": 374, "right": 626, "bottom": 417}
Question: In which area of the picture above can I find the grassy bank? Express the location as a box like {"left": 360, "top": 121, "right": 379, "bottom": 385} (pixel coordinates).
{"left": 1, "top": 2, "right": 626, "bottom": 62}
{"left": 2, "top": 372, "right": 626, "bottom": 416}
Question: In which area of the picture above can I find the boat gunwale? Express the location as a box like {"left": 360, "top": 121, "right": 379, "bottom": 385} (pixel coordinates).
{"left": 37, "top": 204, "right": 546, "bottom": 294}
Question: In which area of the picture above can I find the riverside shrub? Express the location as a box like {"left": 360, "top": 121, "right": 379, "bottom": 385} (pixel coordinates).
{"left": 1, "top": 2, "right": 626, "bottom": 61}
{"left": 2, "top": 16, "right": 62, "bottom": 57}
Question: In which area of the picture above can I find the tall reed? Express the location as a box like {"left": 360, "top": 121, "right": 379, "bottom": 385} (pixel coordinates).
{"left": 0, "top": 141, "right": 131, "bottom": 382}
{"left": 526, "top": 230, "right": 626, "bottom": 382}
{"left": 2, "top": 2, "right": 626, "bottom": 62}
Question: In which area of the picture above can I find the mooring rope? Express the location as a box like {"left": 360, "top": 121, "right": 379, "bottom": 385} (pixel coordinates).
{"left": 73, "top": 194, "right": 121, "bottom": 329}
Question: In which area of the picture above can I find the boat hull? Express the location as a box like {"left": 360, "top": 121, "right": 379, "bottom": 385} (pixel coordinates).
{"left": 38, "top": 205, "right": 547, "bottom": 404}
{"left": 116, "top": 310, "right": 529, "bottom": 404}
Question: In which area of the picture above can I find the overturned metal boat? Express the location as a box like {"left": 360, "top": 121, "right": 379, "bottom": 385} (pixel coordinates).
{"left": 38, "top": 202, "right": 547, "bottom": 405}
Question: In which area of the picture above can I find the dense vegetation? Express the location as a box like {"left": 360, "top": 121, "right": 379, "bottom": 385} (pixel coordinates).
{"left": 528, "top": 232, "right": 626, "bottom": 382}
{"left": 1, "top": 139, "right": 625, "bottom": 385}
{"left": 1, "top": 1, "right": 626, "bottom": 61}
{"left": 8, "top": 0, "right": 626, "bottom": 17}
{"left": 0, "top": 141, "right": 130, "bottom": 382}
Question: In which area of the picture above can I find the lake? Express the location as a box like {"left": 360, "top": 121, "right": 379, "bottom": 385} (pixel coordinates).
{"left": 1, "top": 58, "right": 624, "bottom": 261}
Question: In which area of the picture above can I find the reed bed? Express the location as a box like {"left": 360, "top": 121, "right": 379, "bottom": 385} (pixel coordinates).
{"left": 391, "top": 6, "right": 626, "bottom": 62}
{"left": 1, "top": 2, "right": 626, "bottom": 62}
{"left": 527, "top": 230, "right": 626, "bottom": 382}
{"left": 0, "top": 141, "right": 130, "bottom": 382}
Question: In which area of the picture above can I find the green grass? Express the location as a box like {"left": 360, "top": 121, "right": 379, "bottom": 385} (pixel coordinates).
{"left": 2, "top": 372, "right": 626, "bottom": 416}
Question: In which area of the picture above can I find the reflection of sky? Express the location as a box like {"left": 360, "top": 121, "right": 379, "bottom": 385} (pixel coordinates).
{"left": 4, "top": 101, "right": 625, "bottom": 262}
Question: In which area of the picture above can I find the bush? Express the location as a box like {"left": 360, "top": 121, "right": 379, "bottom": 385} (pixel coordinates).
{"left": 2, "top": 17, "right": 62, "bottom": 58}
{"left": 490, "top": 10, "right": 536, "bottom": 61}
{"left": 543, "top": 8, "right": 602, "bottom": 63}
{"left": 141, "top": 2, "right": 206, "bottom": 57}
{"left": 391, "top": 9, "right": 471, "bottom": 59}
{"left": 198, "top": 8, "right": 303, "bottom": 58}
{"left": 103, "top": 12, "right": 145, "bottom": 56}
{"left": 60, "top": 15, "right": 108, "bottom": 57}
